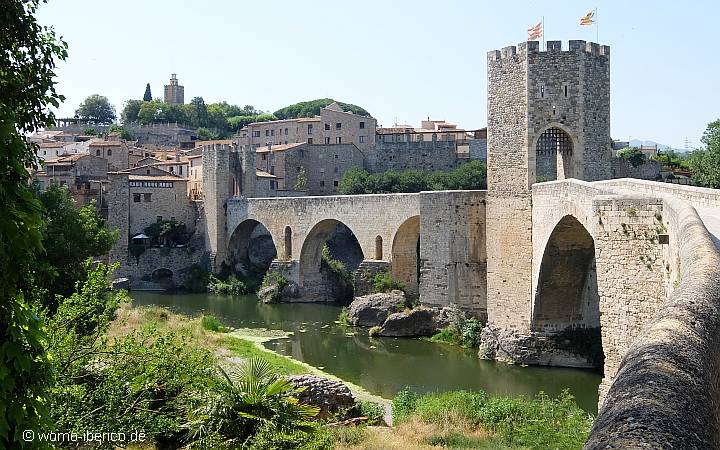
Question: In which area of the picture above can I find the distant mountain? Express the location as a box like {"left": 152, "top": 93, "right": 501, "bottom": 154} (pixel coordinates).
{"left": 628, "top": 139, "right": 687, "bottom": 153}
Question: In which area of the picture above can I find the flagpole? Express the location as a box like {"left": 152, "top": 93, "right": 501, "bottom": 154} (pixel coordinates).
{"left": 595, "top": 8, "right": 599, "bottom": 43}
{"left": 542, "top": 16, "right": 545, "bottom": 50}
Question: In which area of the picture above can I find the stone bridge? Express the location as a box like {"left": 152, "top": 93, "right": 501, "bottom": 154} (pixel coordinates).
{"left": 526, "top": 178, "right": 720, "bottom": 449}
{"left": 215, "top": 190, "right": 486, "bottom": 310}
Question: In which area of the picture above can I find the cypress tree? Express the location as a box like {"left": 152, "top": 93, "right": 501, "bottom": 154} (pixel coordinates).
{"left": 143, "top": 83, "right": 152, "bottom": 101}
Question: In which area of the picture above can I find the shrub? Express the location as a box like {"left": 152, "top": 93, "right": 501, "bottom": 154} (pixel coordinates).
{"left": 429, "top": 326, "right": 459, "bottom": 345}
{"left": 201, "top": 315, "right": 228, "bottom": 333}
{"left": 358, "top": 401, "right": 384, "bottom": 425}
{"left": 430, "top": 304, "right": 483, "bottom": 348}
{"left": 391, "top": 388, "right": 419, "bottom": 424}
{"left": 461, "top": 318, "right": 483, "bottom": 348}
{"left": 371, "top": 270, "right": 405, "bottom": 294}
{"left": 260, "top": 271, "right": 288, "bottom": 304}
{"left": 337, "top": 307, "right": 350, "bottom": 326}
{"left": 617, "top": 147, "right": 647, "bottom": 167}
{"left": 208, "top": 274, "right": 249, "bottom": 296}
{"left": 248, "top": 422, "right": 333, "bottom": 449}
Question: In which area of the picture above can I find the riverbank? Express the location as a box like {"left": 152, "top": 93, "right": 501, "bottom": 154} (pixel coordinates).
{"left": 116, "top": 300, "right": 593, "bottom": 449}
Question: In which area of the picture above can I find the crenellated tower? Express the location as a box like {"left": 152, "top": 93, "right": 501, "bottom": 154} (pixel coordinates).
{"left": 485, "top": 40, "right": 611, "bottom": 332}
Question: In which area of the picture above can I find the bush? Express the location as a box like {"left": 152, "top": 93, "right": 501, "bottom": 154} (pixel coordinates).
{"left": 248, "top": 422, "right": 333, "bottom": 449}
{"left": 617, "top": 147, "right": 647, "bottom": 167}
{"left": 430, "top": 304, "right": 483, "bottom": 348}
{"left": 372, "top": 270, "right": 405, "bottom": 294}
{"left": 337, "top": 307, "right": 350, "bottom": 326}
{"left": 208, "top": 274, "right": 250, "bottom": 295}
{"left": 358, "top": 401, "right": 384, "bottom": 425}
{"left": 201, "top": 315, "right": 228, "bottom": 333}
{"left": 260, "top": 271, "right": 288, "bottom": 304}
{"left": 392, "top": 388, "right": 419, "bottom": 424}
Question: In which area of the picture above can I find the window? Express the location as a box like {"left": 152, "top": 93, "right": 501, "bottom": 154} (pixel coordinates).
{"left": 307, "top": 124, "right": 313, "bottom": 134}
{"left": 333, "top": 180, "right": 339, "bottom": 187}
{"left": 307, "top": 138, "right": 313, "bottom": 144}
{"left": 325, "top": 137, "right": 330, "bottom": 144}
{"left": 299, "top": 150, "right": 305, "bottom": 158}
{"left": 270, "top": 180, "right": 276, "bottom": 190}
{"left": 320, "top": 180, "right": 325, "bottom": 187}
{"left": 271, "top": 129, "right": 275, "bottom": 136}
{"left": 285, "top": 128, "right": 289, "bottom": 135}
{"left": 265, "top": 130, "right": 270, "bottom": 136}
{"left": 146, "top": 169, "right": 150, "bottom": 174}
{"left": 262, "top": 153, "right": 267, "bottom": 160}
{"left": 43, "top": 150, "right": 46, "bottom": 156}
{"left": 336, "top": 137, "right": 342, "bottom": 144}
{"left": 133, "top": 193, "right": 141, "bottom": 202}
{"left": 296, "top": 166, "right": 301, "bottom": 172}
{"left": 107, "top": 148, "right": 112, "bottom": 156}
{"left": 563, "top": 83, "right": 569, "bottom": 98}
{"left": 336, "top": 122, "right": 341, "bottom": 129}
{"left": 334, "top": 154, "right": 338, "bottom": 159}
{"left": 359, "top": 135, "right": 365, "bottom": 143}
{"left": 252, "top": 130, "right": 261, "bottom": 137}
{"left": 144, "top": 193, "right": 152, "bottom": 202}
{"left": 179, "top": 166, "right": 183, "bottom": 175}
{"left": 324, "top": 123, "right": 330, "bottom": 130}
{"left": 170, "top": 216, "right": 175, "bottom": 221}
{"left": 96, "top": 149, "right": 101, "bottom": 156}
{"left": 540, "top": 85, "right": 545, "bottom": 98}
{"left": 359, "top": 121, "right": 365, "bottom": 129}
{"left": 270, "top": 165, "right": 275, "bottom": 175}
{"left": 156, "top": 215, "right": 162, "bottom": 222}
{"left": 375, "top": 236, "right": 383, "bottom": 259}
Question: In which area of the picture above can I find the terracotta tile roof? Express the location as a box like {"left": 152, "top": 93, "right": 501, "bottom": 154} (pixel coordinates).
{"left": 256, "top": 169, "right": 279, "bottom": 179}
{"left": 255, "top": 142, "right": 305, "bottom": 153}
{"left": 89, "top": 139, "right": 123, "bottom": 147}
{"left": 186, "top": 154, "right": 202, "bottom": 160}
{"left": 39, "top": 141, "right": 65, "bottom": 148}
{"left": 128, "top": 175, "right": 187, "bottom": 182}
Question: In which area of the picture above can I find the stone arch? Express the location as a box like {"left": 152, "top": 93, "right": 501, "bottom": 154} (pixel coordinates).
{"left": 533, "top": 215, "right": 600, "bottom": 334}
{"left": 392, "top": 215, "right": 421, "bottom": 297}
{"left": 299, "top": 219, "right": 364, "bottom": 302}
{"left": 228, "top": 219, "right": 278, "bottom": 278}
{"left": 284, "top": 226, "right": 292, "bottom": 259}
{"left": 375, "top": 235, "right": 383, "bottom": 260}
{"left": 532, "top": 123, "right": 578, "bottom": 182}
{"left": 150, "top": 268, "right": 174, "bottom": 289}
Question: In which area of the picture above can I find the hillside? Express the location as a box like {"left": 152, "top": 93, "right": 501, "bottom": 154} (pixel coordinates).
{"left": 273, "top": 98, "right": 372, "bottom": 119}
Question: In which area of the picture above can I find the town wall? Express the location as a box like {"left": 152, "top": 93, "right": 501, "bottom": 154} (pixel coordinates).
{"left": 610, "top": 157, "right": 662, "bottom": 180}
{"left": 366, "top": 138, "right": 460, "bottom": 173}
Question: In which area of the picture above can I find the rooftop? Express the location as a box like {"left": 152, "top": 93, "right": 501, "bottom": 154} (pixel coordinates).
{"left": 128, "top": 175, "right": 187, "bottom": 182}
{"left": 256, "top": 169, "right": 280, "bottom": 179}
{"left": 255, "top": 142, "right": 305, "bottom": 153}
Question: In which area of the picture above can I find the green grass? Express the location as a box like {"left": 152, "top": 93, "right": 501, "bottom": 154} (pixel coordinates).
{"left": 337, "top": 307, "right": 350, "bottom": 326}
{"left": 218, "top": 335, "right": 309, "bottom": 376}
{"left": 392, "top": 389, "right": 593, "bottom": 449}
{"left": 201, "top": 314, "right": 228, "bottom": 333}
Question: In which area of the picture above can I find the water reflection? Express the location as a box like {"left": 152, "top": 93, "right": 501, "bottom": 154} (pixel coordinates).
{"left": 131, "top": 292, "right": 601, "bottom": 413}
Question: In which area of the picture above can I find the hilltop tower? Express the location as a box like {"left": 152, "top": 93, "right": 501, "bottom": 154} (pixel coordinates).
{"left": 164, "top": 73, "right": 185, "bottom": 105}
{"left": 485, "top": 40, "right": 611, "bottom": 332}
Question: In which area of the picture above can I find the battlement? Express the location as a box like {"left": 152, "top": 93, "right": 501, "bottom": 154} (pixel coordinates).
{"left": 487, "top": 40, "right": 610, "bottom": 61}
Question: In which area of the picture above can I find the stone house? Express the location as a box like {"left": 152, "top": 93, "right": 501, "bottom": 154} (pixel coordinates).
{"left": 89, "top": 139, "right": 133, "bottom": 171}
{"left": 33, "top": 153, "right": 109, "bottom": 206}
{"left": 242, "top": 102, "right": 376, "bottom": 152}
{"left": 255, "top": 142, "right": 364, "bottom": 195}
{"left": 188, "top": 155, "right": 203, "bottom": 200}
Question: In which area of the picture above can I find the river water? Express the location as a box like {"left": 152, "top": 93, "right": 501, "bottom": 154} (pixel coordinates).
{"left": 131, "top": 292, "right": 601, "bottom": 413}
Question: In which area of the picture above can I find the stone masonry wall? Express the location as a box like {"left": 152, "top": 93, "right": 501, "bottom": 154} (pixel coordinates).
{"left": 591, "top": 195, "right": 666, "bottom": 402}
{"left": 419, "top": 190, "right": 487, "bottom": 319}
{"left": 586, "top": 195, "right": 720, "bottom": 449}
{"left": 367, "top": 139, "right": 460, "bottom": 173}
{"left": 486, "top": 44, "right": 533, "bottom": 331}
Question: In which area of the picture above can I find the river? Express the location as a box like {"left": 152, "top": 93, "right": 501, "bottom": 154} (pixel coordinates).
{"left": 131, "top": 292, "right": 601, "bottom": 413}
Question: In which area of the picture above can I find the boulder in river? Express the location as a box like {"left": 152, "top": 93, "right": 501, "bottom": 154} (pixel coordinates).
{"left": 287, "top": 375, "right": 355, "bottom": 418}
{"left": 347, "top": 290, "right": 406, "bottom": 327}
{"left": 110, "top": 277, "right": 130, "bottom": 290}
{"left": 378, "top": 307, "right": 444, "bottom": 337}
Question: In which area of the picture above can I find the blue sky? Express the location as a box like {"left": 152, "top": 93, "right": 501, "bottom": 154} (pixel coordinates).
{"left": 38, "top": 0, "right": 719, "bottom": 149}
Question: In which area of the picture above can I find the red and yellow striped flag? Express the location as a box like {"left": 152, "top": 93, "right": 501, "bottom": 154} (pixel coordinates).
{"left": 580, "top": 11, "right": 594, "bottom": 26}
{"left": 528, "top": 21, "right": 543, "bottom": 41}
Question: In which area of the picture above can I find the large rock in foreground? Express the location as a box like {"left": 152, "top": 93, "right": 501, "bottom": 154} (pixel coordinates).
{"left": 288, "top": 375, "right": 355, "bottom": 418}
{"left": 378, "top": 307, "right": 444, "bottom": 337}
{"left": 348, "top": 290, "right": 406, "bottom": 327}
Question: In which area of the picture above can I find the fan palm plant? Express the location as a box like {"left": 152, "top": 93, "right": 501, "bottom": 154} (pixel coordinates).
{"left": 184, "top": 357, "right": 319, "bottom": 448}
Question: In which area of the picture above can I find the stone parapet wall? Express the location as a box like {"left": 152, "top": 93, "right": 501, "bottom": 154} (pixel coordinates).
{"left": 586, "top": 195, "right": 720, "bottom": 449}
{"left": 598, "top": 177, "right": 720, "bottom": 209}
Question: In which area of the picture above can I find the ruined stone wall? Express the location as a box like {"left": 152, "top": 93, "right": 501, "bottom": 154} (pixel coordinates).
{"left": 419, "top": 190, "right": 487, "bottom": 318}
{"left": 275, "top": 144, "right": 364, "bottom": 195}
{"left": 586, "top": 196, "right": 720, "bottom": 449}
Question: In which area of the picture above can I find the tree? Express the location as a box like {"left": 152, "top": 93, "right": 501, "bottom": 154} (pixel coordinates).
{"left": 0, "top": 0, "right": 68, "bottom": 446}
{"left": 143, "top": 83, "right": 152, "bottom": 101}
{"left": 120, "top": 99, "right": 142, "bottom": 123}
{"left": 138, "top": 99, "right": 163, "bottom": 124}
{"left": 616, "top": 147, "right": 646, "bottom": 168}
{"left": 75, "top": 94, "right": 116, "bottom": 123}
{"left": 187, "top": 96, "right": 208, "bottom": 128}
{"left": 294, "top": 166, "right": 308, "bottom": 190}
{"left": 688, "top": 119, "right": 720, "bottom": 188}
{"left": 35, "top": 186, "right": 118, "bottom": 304}
{"left": 108, "top": 124, "right": 133, "bottom": 140}
{"left": 274, "top": 98, "right": 371, "bottom": 119}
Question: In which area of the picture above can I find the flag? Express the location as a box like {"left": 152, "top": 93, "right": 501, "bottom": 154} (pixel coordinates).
{"left": 580, "top": 10, "right": 594, "bottom": 26}
{"left": 528, "top": 21, "right": 543, "bottom": 41}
